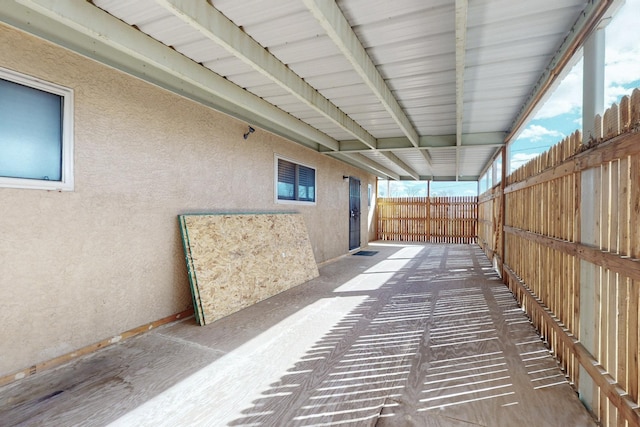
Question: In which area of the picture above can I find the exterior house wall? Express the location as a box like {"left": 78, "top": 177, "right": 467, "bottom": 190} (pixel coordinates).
{"left": 0, "top": 24, "right": 376, "bottom": 377}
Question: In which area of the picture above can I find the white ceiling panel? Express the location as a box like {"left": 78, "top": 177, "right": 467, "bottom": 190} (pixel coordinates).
{"left": 94, "top": 0, "right": 166, "bottom": 26}
{"left": 212, "top": 0, "right": 308, "bottom": 27}
{"left": 245, "top": 83, "right": 290, "bottom": 99}
{"left": 366, "top": 33, "right": 455, "bottom": 65}
{"left": 240, "top": 11, "right": 326, "bottom": 49}
{"left": 267, "top": 35, "right": 342, "bottom": 66}
{"left": 400, "top": 95, "right": 456, "bottom": 109}
{"left": 55, "top": 0, "right": 610, "bottom": 181}
{"left": 173, "top": 38, "right": 230, "bottom": 64}
{"left": 393, "top": 83, "right": 455, "bottom": 99}
{"left": 361, "top": 151, "right": 411, "bottom": 176}
{"left": 201, "top": 56, "right": 254, "bottom": 78}
{"left": 136, "top": 14, "right": 202, "bottom": 47}
{"left": 377, "top": 53, "right": 455, "bottom": 79}
{"left": 394, "top": 150, "right": 432, "bottom": 176}
{"left": 225, "top": 72, "right": 277, "bottom": 91}
{"left": 319, "top": 84, "right": 375, "bottom": 100}
{"left": 304, "top": 71, "right": 367, "bottom": 89}
{"left": 287, "top": 55, "right": 356, "bottom": 79}
{"left": 352, "top": 6, "right": 453, "bottom": 49}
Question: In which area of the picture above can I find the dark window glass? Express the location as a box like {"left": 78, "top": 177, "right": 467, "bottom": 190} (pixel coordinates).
{"left": 277, "top": 158, "right": 315, "bottom": 203}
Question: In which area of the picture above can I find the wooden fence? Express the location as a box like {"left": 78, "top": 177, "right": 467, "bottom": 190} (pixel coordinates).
{"left": 480, "top": 89, "right": 640, "bottom": 426}
{"left": 478, "top": 181, "right": 504, "bottom": 269}
{"left": 376, "top": 196, "right": 477, "bottom": 243}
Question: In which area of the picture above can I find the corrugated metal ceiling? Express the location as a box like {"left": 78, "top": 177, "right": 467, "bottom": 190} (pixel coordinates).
{"left": 4, "top": 0, "right": 619, "bottom": 182}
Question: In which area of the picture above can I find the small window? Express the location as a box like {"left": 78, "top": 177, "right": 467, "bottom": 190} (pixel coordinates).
{"left": 276, "top": 156, "right": 316, "bottom": 204}
{"left": 0, "top": 67, "right": 74, "bottom": 191}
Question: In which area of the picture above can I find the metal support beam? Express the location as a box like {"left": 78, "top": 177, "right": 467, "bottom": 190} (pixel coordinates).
{"left": 331, "top": 153, "right": 401, "bottom": 181}
{"left": 420, "top": 149, "right": 433, "bottom": 169}
{"left": 582, "top": 27, "right": 606, "bottom": 141}
{"left": 155, "top": 0, "right": 377, "bottom": 149}
{"left": 303, "top": 0, "right": 420, "bottom": 148}
{"left": 14, "top": 0, "right": 341, "bottom": 152}
{"left": 328, "top": 153, "right": 388, "bottom": 179}
{"left": 379, "top": 152, "right": 420, "bottom": 181}
{"left": 455, "top": 0, "right": 468, "bottom": 180}
{"left": 336, "top": 132, "right": 507, "bottom": 152}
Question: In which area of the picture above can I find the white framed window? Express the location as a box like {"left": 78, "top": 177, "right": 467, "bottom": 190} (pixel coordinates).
{"left": 0, "top": 67, "right": 74, "bottom": 191}
{"left": 275, "top": 155, "right": 316, "bottom": 205}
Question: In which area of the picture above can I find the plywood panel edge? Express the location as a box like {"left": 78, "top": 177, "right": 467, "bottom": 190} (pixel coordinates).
{"left": 181, "top": 213, "right": 319, "bottom": 325}
{"left": 179, "top": 215, "right": 205, "bottom": 325}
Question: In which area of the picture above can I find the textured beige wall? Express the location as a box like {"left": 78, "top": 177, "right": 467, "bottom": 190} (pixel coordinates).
{"left": 0, "top": 24, "right": 377, "bottom": 377}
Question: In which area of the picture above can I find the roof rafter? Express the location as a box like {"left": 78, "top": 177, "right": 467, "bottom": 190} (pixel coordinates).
{"left": 14, "top": 0, "right": 340, "bottom": 152}
{"left": 333, "top": 132, "right": 506, "bottom": 153}
{"left": 328, "top": 153, "right": 400, "bottom": 181}
{"left": 454, "top": 0, "right": 468, "bottom": 181}
{"left": 303, "top": 0, "right": 420, "bottom": 148}
{"left": 155, "top": 0, "right": 379, "bottom": 150}
{"left": 420, "top": 149, "right": 433, "bottom": 169}
{"left": 379, "top": 152, "right": 419, "bottom": 181}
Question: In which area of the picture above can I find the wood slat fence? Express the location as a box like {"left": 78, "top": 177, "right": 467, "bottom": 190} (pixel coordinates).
{"left": 376, "top": 196, "right": 477, "bottom": 243}
{"left": 478, "top": 184, "right": 504, "bottom": 269}
{"left": 479, "top": 88, "right": 640, "bottom": 427}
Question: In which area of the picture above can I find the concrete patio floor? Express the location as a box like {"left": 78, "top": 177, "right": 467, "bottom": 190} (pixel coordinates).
{"left": 0, "top": 243, "right": 596, "bottom": 426}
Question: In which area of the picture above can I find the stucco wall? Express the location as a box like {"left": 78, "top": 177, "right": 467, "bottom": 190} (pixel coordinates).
{"left": 0, "top": 24, "right": 377, "bottom": 377}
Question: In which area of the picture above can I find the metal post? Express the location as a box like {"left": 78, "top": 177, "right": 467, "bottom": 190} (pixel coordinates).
{"left": 582, "top": 26, "right": 605, "bottom": 142}
{"left": 579, "top": 24, "right": 605, "bottom": 410}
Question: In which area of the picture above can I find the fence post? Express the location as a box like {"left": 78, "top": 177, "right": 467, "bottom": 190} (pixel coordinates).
{"left": 500, "top": 146, "right": 507, "bottom": 278}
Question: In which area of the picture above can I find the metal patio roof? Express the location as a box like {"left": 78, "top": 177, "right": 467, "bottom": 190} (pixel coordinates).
{"left": 1, "top": 0, "right": 620, "bottom": 181}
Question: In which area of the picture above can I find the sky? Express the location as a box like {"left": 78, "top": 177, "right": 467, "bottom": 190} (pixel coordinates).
{"left": 379, "top": 0, "right": 640, "bottom": 197}
{"left": 507, "top": 0, "right": 640, "bottom": 172}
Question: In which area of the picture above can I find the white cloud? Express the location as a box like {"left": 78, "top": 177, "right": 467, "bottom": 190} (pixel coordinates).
{"left": 532, "top": 0, "right": 640, "bottom": 120}
{"left": 605, "top": 84, "right": 636, "bottom": 106}
{"left": 534, "top": 61, "right": 583, "bottom": 119}
{"left": 606, "top": 52, "right": 640, "bottom": 86}
{"left": 518, "top": 124, "right": 564, "bottom": 142}
{"left": 605, "top": 0, "right": 640, "bottom": 103}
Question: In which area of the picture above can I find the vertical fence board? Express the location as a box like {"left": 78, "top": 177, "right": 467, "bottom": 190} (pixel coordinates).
{"left": 500, "top": 93, "right": 640, "bottom": 426}
{"left": 376, "top": 196, "right": 477, "bottom": 243}
{"left": 629, "top": 154, "right": 640, "bottom": 407}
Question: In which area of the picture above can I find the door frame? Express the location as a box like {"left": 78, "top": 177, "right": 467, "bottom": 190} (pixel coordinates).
{"left": 348, "top": 176, "right": 361, "bottom": 251}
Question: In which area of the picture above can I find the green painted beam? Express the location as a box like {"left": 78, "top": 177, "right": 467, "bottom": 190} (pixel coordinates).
{"left": 380, "top": 151, "right": 420, "bottom": 181}
{"left": 304, "top": 0, "right": 419, "bottom": 147}
{"left": 327, "top": 152, "right": 397, "bottom": 180}
{"left": 157, "top": 0, "right": 377, "bottom": 150}
{"left": 12, "top": 0, "right": 340, "bottom": 152}
{"left": 335, "top": 133, "right": 506, "bottom": 152}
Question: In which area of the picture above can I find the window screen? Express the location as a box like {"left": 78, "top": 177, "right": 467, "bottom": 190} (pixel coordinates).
{"left": 297, "top": 164, "right": 315, "bottom": 202}
{"left": 277, "top": 158, "right": 296, "bottom": 200}
{"left": 277, "top": 157, "right": 316, "bottom": 203}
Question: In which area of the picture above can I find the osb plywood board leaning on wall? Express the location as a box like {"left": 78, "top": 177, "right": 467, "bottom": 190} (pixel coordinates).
{"left": 179, "top": 213, "right": 319, "bottom": 325}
